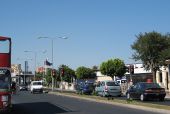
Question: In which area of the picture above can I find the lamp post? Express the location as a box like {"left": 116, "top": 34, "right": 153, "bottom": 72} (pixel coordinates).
{"left": 38, "top": 36, "right": 68, "bottom": 91}
{"left": 24, "top": 51, "right": 37, "bottom": 81}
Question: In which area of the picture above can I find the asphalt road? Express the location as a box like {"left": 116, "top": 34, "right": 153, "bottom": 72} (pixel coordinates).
{"left": 10, "top": 91, "right": 165, "bottom": 114}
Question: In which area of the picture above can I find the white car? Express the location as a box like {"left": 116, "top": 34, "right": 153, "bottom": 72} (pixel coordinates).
{"left": 30, "top": 81, "right": 43, "bottom": 94}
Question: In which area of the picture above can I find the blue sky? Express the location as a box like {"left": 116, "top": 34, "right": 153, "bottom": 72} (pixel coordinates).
{"left": 1, "top": 0, "right": 170, "bottom": 71}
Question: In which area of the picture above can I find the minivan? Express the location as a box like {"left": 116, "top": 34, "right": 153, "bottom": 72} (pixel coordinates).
{"left": 95, "top": 80, "right": 121, "bottom": 97}
{"left": 30, "top": 81, "right": 43, "bottom": 94}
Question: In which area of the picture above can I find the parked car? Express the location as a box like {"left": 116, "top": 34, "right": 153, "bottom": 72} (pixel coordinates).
{"left": 30, "top": 81, "right": 43, "bottom": 94}
{"left": 95, "top": 80, "right": 121, "bottom": 97}
{"left": 126, "top": 82, "right": 166, "bottom": 101}
{"left": 19, "top": 84, "right": 28, "bottom": 91}
{"left": 76, "top": 82, "right": 94, "bottom": 95}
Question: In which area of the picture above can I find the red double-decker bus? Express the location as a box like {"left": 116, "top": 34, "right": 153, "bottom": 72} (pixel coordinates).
{"left": 0, "top": 36, "right": 11, "bottom": 68}
{"left": 0, "top": 36, "right": 12, "bottom": 112}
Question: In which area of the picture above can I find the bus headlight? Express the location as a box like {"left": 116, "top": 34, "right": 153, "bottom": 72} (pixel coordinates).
{"left": 1, "top": 95, "right": 8, "bottom": 102}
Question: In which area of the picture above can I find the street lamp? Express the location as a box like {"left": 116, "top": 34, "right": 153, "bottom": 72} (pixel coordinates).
{"left": 38, "top": 36, "right": 68, "bottom": 91}
{"left": 24, "top": 50, "right": 37, "bottom": 81}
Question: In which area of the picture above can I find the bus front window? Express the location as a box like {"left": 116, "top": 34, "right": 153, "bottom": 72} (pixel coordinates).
{"left": 0, "top": 69, "right": 11, "bottom": 90}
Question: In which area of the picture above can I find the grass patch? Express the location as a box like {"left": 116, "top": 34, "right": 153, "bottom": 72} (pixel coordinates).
{"left": 51, "top": 91, "right": 170, "bottom": 110}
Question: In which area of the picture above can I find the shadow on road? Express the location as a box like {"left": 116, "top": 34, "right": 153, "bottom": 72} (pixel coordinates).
{"left": 11, "top": 102, "right": 72, "bottom": 114}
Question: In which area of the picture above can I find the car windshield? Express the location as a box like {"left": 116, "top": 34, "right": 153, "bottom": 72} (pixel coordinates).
{"left": 0, "top": 69, "right": 11, "bottom": 89}
{"left": 141, "top": 83, "right": 161, "bottom": 89}
{"left": 106, "top": 82, "right": 119, "bottom": 86}
{"left": 33, "top": 82, "right": 42, "bottom": 85}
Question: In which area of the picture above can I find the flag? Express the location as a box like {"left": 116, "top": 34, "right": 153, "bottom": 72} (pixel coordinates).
{"left": 44, "top": 59, "right": 52, "bottom": 66}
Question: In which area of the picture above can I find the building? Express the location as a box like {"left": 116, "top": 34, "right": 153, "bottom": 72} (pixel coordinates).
{"left": 11, "top": 64, "right": 22, "bottom": 75}
{"left": 11, "top": 64, "right": 33, "bottom": 84}
{"left": 156, "top": 66, "right": 170, "bottom": 93}
{"left": 96, "top": 71, "right": 113, "bottom": 82}
{"left": 11, "top": 64, "right": 22, "bottom": 82}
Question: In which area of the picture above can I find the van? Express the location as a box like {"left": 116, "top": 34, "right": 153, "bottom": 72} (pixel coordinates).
{"left": 95, "top": 80, "right": 121, "bottom": 97}
{"left": 30, "top": 81, "right": 43, "bottom": 94}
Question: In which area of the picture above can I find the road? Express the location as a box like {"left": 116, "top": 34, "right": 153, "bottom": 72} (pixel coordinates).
{"left": 11, "top": 91, "right": 165, "bottom": 114}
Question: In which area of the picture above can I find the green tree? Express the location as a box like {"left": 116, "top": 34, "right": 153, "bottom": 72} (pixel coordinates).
{"left": 131, "top": 31, "right": 170, "bottom": 82}
{"left": 59, "top": 65, "right": 75, "bottom": 83}
{"left": 35, "top": 72, "right": 43, "bottom": 80}
{"left": 45, "top": 68, "right": 52, "bottom": 86}
{"left": 100, "top": 58, "right": 126, "bottom": 78}
{"left": 76, "top": 66, "right": 96, "bottom": 79}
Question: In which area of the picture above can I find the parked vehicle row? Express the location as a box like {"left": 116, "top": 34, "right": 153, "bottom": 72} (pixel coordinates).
{"left": 75, "top": 80, "right": 167, "bottom": 102}
{"left": 76, "top": 80, "right": 122, "bottom": 97}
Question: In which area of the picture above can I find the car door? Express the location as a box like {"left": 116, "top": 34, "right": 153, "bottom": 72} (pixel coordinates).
{"left": 132, "top": 83, "right": 142, "bottom": 99}
{"left": 129, "top": 84, "right": 137, "bottom": 98}
{"left": 135, "top": 84, "right": 143, "bottom": 99}
{"left": 98, "top": 81, "right": 104, "bottom": 95}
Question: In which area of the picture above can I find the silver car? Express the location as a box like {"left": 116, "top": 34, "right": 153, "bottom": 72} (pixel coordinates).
{"left": 95, "top": 80, "right": 121, "bottom": 97}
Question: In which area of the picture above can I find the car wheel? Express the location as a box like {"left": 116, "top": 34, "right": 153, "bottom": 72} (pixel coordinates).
{"left": 127, "top": 93, "right": 131, "bottom": 99}
{"left": 159, "top": 97, "right": 165, "bottom": 101}
{"left": 81, "top": 90, "right": 84, "bottom": 95}
{"left": 140, "top": 94, "right": 145, "bottom": 101}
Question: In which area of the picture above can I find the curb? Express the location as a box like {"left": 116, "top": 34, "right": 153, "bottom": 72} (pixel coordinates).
{"left": 49, "top": 91, "right": 170, "bottom": 114}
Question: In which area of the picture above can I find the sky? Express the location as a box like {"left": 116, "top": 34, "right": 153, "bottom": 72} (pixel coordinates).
{"left": 1, "top": 0, "right": 170, "bottom": 71}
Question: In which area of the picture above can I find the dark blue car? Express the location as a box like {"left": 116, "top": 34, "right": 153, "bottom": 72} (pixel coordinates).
{"left": 76, "top": 82, "right": 94, "bottom": 95}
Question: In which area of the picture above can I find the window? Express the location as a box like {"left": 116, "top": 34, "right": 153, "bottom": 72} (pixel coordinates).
{"left": 0, "top": 39, "right": 10, "bottom": 53}
{"left": 160, "top": 72, "right": 162, "bottom": 83}
{"left": 106, "top": 82, "right": 119, "bottom": 86}
{"left": 0, "top": 69, "right": 10, "bottom": 89}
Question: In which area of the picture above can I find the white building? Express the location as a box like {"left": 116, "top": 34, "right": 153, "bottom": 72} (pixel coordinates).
{"left": 96, "top": 71, "right": 113, "bottom": 82}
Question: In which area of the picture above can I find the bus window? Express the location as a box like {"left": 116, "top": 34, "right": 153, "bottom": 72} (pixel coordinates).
{"left": 0, "top": 36, "right": 11, "bottom": 68}
{"left": 0, "top": 39, "right": 10, "bottom": 53}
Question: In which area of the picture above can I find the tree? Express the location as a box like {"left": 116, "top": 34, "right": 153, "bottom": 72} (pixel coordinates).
{"left": 92, "top": 65, "right": 98, "bottom": 71}
{"left": 76, "top": 66, "right": 96, "bottom": 79}
{"left": 59, "top": 64, "right": 75, "bottom": 83}
{"left": 35, "top": 72, "right": 43, "bottom": 80}
{"left": 100, "top": 58, "right": 126, "bottom": 78}
{"left": 45, "top": 68, "right": 52, "bottom": 86}
{"left": 131, "top": 31, "right": 170, "bottom": 82}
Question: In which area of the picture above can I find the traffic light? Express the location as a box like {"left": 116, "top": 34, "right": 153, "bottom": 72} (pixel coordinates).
{"left": 125, "top": 66, "right": 129, "bottom": 73}
{"left": 52, "top": 69, "right": 56, "bottom": 77}
{"left": 129, "top": 65, "right": 134, "bottom": 74}
{"left": 61, "top": 68, "right": 64, "bottom": 76}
